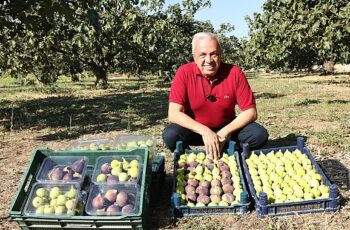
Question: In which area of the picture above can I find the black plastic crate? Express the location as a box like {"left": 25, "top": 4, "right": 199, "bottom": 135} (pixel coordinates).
{"left": 9, "top": 147, "right": 151, "bottom": 229}
{"left": 150, "top": 155, "right": 166, "bottom": 205}
{"left": 242, "top": 137, "right": 339, "bottom": 217}
{"left": 171, "top": 141, "right": 250, "bottom": 217}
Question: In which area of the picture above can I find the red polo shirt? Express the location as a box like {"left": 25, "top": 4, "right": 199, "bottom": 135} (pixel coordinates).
{"left": 169, "top": 62, "right": 256, "bottom": 129}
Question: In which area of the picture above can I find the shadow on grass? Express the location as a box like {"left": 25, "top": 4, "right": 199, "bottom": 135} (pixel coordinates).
{"left": 0, "top": 87, "right": 169, "bottom": 141}
{"left": 254, "top": 92, "right": 285, "bottom": 99}
{"left": 264, "top": 133, "right": 307, "bottom": 148}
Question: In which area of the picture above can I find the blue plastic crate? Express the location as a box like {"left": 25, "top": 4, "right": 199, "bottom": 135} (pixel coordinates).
{"left": 171, "top": 141, "right": 250, "bottom": 217}
{"left": 150, "top": 155, "right": 165, "bottom": 206}
{"left": 242, "top": 137, "right": 339, "bottom": 218}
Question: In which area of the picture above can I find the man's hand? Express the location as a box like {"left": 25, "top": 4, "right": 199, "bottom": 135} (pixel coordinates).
{"left": 201, "top": 127, "right": 221, "bottom": 160}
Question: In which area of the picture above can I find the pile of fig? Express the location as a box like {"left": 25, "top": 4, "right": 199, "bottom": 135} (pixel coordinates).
{"left": 46, "top": 158, "right": 86, "bottom": 182}
{"left": 95, "top": 157, "right": 141, "bottom": 184}
{"left": 176, "top": 152, "right": 243, "bottom": 207}
{"left": 88, "top": 186, "right": 137, "bottom": 215}
{"left": 115, "top": 139, "right": 154, "bottom": 151}
{"left": 29, "top": 185, "right": 81, "bottom": 216}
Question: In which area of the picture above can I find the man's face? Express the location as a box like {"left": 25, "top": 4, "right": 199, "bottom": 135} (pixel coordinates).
{"left": 193, "top": 37, "right": 221, "bottom": 78}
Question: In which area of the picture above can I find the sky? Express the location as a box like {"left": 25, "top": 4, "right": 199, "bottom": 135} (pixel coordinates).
{"left": 165, "top": 0, "right": 267, "bottom": 38}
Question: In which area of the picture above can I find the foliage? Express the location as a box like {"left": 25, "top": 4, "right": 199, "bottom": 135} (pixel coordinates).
{"left": 0, "top": 0, "right": 239, "bottom": 85}
{"left": 242, "top": 0, "right": 350, "bottom": 71}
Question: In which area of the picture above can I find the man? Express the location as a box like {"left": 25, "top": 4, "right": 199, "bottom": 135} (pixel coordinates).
{"left": 162, "top": 32, "right": 268, "bottom": 159}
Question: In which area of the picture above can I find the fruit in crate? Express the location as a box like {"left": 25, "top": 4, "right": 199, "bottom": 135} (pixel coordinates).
{"left": 246, "top": 149, "right": 330, "bottom": 204}
{"left": 47, "top": 158, "right": 86, "bottom": 182}
{"left": 115, "top": 138, "right": 154, "bottom": 151}
{"left": 30, "top": 185, "right": 78, "bottom": 216}
{"left": 96, "top": 157, "right": 141, "bottom": 183}
{"left": 89, "top": 188, "right": 137, "bottom": 215}
{"left": 176, "top": 152, "right": 243, "bottom": 207}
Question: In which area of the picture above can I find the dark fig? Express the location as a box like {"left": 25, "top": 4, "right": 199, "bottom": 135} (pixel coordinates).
{"left": 210, "top": 186, "right": 223, "bottom": 196}
{"left": 222, "top": 184, "right": 234, "bottom": 194}
{"left": 195, "top": 186, "right": 209, "bottom": 196}
{"left": 221, "top": 170, "right": 232, "bottom": 178}
{"left": 62, "top": 172, "right": 73, "bottom": 181}
{"left": 121, "top": 204, "right": 134, "bottom": 214}
{"left": 178, "top": 162, "right": 188, "bottom": 169}
{"left": 71, "top": 159, "right": 85, "bottom": 173}
{"left": 189, "top": 161, "right": 198, "bottom": 168}
{"left": 222, "top": 193, "right": 235, "bottom": 204}
{"left": 219, "top": 165, "right": 230, "bottom": 172}
{"left": 221, "top": 177, "right": 233, "bottom": 185}
{"left": 107, "top": 175, "right": 119, "bottom": 184}
{"left": 92, "top": 193, "right": 105, "bottom": 209}
{"left": 210, "top": 194, "right": 221, "bottom": 203}
{"left": 104, "top": 189, "right": 118, "bottom": 203}
{"left": 217, "top": 160, "right": 225, "bottom": 168}
{"left": 199, "top": 180, "right": 210, "bottom": 188}
{"left": 101, "top": 163, "right": 112, "bottom": 174}
{"left": 116, "top": 191, "right": 128, "bottom": 207}
{"left": 185, "top": 185, "right": 196, "bottom": 194}
{"left": 197, "top": 195, "right": 210, "bottom": 205}
{"left": 106, "top": 204, "right": 120, "bottom": 215}
{"left": 211, "top": 179, "right": 221, "bottom": 188}
{"left": 48, "top": 167, "right": 64, "bottom": 180}
{"left": 127, "top": 193, "right": 136, "bottom": 205}
{"left": 187, "top": 178, "right": 199, "bottom": 187}
{"left": 186, "top": 193, "right": 197, "bottom": 203}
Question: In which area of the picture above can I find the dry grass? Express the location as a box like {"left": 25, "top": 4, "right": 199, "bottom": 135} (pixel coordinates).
{"left": 0, "top": 72, "right": 349, "bottom": 229}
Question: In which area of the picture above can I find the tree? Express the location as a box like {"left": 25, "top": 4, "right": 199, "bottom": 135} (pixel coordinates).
{"left": 243, "top": 0, "right": 350, "bottom": 72}
{"left": 1, "top": 0, "right": 225, "bottom": 85}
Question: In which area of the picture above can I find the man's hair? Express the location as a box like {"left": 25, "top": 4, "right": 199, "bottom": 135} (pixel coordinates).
{"left": 192, "top": 32, "right": 222, "bottom": 54}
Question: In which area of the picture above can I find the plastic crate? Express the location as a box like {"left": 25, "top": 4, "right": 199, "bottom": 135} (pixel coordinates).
{"left": 9, "top": 147, "right": 151, "bottom": 229}
{"left": 171, "top": 141, "right": 250, "bottom": 217}
{"left": 66, "top": 138, "right": 113, "bottom": 151}
{"left": 114, "top": 135, "right": 156, "bottom": 161}
{"left": 150, "top": 155, "right": 166, "bottom": 205}
{"left": 242, "top": 137, "right": 339, "bottom": 218}
{"left": 36, "top": 156, "right": 88, "bottom": 185}
{"left": 91, "top": 155, "right": 143, "bottom": 185}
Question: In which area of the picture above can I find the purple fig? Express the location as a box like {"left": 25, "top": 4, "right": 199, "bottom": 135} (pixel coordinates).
{"left": 48, "top": 167, "right": 64, "bottom": 180}
{"left": 219, "top": 165, "right": 230, "bottom": 172}
{"left": 92, "top": 193, "right": 105, "bottom": 209}
{"left": 62, "top": 172, "right": 73, "bottom": 181}
{"left": 186, "top": 193, "right": 197, "bottom": 203}
{"left": 221, "top": 177, "right": 233, "bottom": 185}
{"left": 185, "top": 185, "right": 196, "bottom": 194}
{"left": 186, "top": 166, "right": 196, "bottom": 172}
{"left": 197, "top": 195, "right": 210, "bottom": 205}
{"left": 178, "top": 162, "right": 188, "bottom": 169}
{"left": 221, "top": 170, "right": 232, "bottom": 178}
{"left": 217, "top": 160, "right": 225, "bottom": 168}
{"left": 121, "top": 204, "right": 134, "bottom": 214}
{"left": 206, "top": 163, "right": 214, "bottom": 171}
{"left": 222, "top": 193, "right": 235, "bottom": 204}
{"left": 199, "top": 180, "right": 210, "bottom": 188}
{"left": 106, "top": 204, "right": 120, "bottom": 215}
{"left": 101, "top": 163, "right": 112, "bottom": 174}
{"left": 116, "top": 191, "right": 128, "bottom": 207}
{"left": 189, "top": 161, "right": 198, "bottom": 168}
{"left": 222, "top": 184, "right": 234, "bottom": 194}
{"left": 107, "top": 175, "right": 119, "bottom": 184}
{"left": 195, "top": 186, "right": 209, "bottom": 196}
{"left": 187, "top": 178, "right": 198, "bottom": 187}
{"left": 127, "top": 193, "right": 136, "bottom": 205}
{"left": 71, "top": 159, "right": 85, "bottom": 173}
{"left": 104, "top": 189, "right": 118, "bottom": 203}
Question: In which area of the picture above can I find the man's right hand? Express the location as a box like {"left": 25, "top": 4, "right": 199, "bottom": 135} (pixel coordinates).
{"left": 201, "top": 127, "right": 221, "bottom": 160}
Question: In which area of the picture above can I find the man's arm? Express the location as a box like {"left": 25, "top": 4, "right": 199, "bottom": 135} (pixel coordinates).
{"left": 216, "top": 107, "right": 257, "bottom": 142}
{"left": 168, "top": 102, "right": 222, "bottom": 159}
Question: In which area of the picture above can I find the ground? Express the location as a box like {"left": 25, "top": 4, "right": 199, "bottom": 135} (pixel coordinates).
{"left": 0, "top": 72, "right": 350, "bottom": 229}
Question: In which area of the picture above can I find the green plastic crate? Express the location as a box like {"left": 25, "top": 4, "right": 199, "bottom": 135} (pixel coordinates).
{"left": 9, "top": 147, "right": 151, "bottom": 230}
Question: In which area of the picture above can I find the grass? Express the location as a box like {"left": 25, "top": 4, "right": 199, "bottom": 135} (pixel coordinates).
{"left": 1, "top": 72, "right": 350, "bottom": 229}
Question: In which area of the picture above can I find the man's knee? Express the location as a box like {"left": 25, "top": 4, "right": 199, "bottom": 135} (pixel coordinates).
{"left": 239, "top": 123, "right": 269, "bottom": 150}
